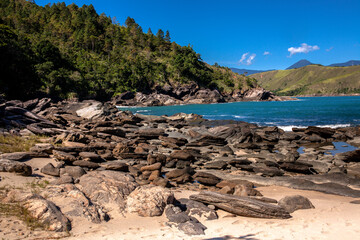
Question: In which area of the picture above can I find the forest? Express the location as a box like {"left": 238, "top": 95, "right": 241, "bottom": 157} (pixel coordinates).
{"left": 0, "top": 0, "right": 258, "bottom": 100}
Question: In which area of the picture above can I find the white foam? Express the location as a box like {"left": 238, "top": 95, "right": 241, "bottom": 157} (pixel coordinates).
{"left": 278, "top": 124, "right": 351, "bottom": 132}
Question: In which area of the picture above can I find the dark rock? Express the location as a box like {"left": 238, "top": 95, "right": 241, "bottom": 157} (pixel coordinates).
{"left": 335, "top": 149, "right": 360, "bottom": 163}
{"left": 73, "top": 160, "right": 100, "bottom": 169}
{"left": 166, "top": 167, "right": 194, "bottom": 183}
{"left": 280, "top": 161, "right": 313, "bottom": 174}
{"left": 187, "top": 135, "right": 227, "bottom": 147}
{"left": 170, "top": 150, "right": 195, "bottom": 161}
{"left": 178, "top": 198, "right": 218, "bottom": 220}
{"left": 79, "top": 152, "right": 102, "bottom": 162}
{"left": 193, "top": 172, "right": 221, "bottom": 186}
{"left": 304, "top": 126, "right": 335, "bottom": 139}
{"left": 278, "top": 195, "right": 315, "bottom": 213}
{"left": 41, "top": 163, "right": 60, "bottom": 177}
{"left": 178, "top": 220, "right": 207, "bottom": 236}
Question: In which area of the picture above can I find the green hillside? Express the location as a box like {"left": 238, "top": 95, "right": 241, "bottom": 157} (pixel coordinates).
{"left": 251, "top": 65, "right": 360, "bottom": 96}
{"left": 0, "top": 0, "right": 257, "bottom": 100}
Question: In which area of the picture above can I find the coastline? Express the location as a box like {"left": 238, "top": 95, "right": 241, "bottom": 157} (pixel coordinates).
{"left": 1, "top": 98, "right": 360, "bottom": 239}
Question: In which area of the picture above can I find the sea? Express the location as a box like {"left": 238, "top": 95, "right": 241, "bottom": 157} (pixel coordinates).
{"left": 118, "top": 96, "right": 360, "bottom": 131}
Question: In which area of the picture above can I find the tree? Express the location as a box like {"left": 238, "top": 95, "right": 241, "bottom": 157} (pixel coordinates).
{"left": 165, "top": 30, "right": 170, "bottom": 42}
{"left": 156, "top": 29, "right": 164, "bottom": 39}
{"left": 147, "top": 27, "right": 153, "bottom": 35}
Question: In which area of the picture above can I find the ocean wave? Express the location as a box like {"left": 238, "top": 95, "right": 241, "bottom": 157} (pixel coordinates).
{"left": 136, "top": 110, "right": 150, "bottom": 113}
{"left": 278, "top": 124, "right": 351, "bottom": 132}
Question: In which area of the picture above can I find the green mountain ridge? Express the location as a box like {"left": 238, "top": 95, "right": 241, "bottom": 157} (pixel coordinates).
{"left": 251, "top": 65, "right": 360, "bottom": 96}
{"left": 0, "top": 0, "right": 257, "bottom": 100}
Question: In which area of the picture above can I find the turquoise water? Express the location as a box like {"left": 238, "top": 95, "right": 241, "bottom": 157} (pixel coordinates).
{"left": 118, "top": 96, "right": 360, "bottom": 130}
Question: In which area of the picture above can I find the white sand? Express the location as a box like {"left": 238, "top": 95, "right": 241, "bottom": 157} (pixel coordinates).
{"left": 1, "top": 158, "right": 360, "bottom": 240}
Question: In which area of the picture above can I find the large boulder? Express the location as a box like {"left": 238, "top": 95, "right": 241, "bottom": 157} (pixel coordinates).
{"left": 24, "top": 195, "right": 71, "bottom": 232}
{"left": 78, "top": 171, "right": 138, "bottom": 210}
{"left": 278, "top": 195, "right": 315, "bottom": 213}
{"left": 0, "top": 159, "right": 32, "bottom": 176}
{"left": 126, "top": 185, "right": 174, "bottom": 217}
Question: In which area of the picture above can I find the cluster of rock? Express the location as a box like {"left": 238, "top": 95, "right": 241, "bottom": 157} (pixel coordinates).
{"left": 112, "top": 84, "right": 289, "bottom": 107}
{"left": 1, "top": 98, "right": 360, "bottom": 235}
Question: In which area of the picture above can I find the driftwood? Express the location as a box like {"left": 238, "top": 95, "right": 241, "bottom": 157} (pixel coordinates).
{"left": 190, "top": 191, "right": 291, "bottom": 219}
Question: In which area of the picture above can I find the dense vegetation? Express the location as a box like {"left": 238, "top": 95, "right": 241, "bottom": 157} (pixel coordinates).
{"left": 251, "top": 65, "right": 360, "bottom": 96}
{"left": 0, "top": 0, "right": 257, "bottom": 100}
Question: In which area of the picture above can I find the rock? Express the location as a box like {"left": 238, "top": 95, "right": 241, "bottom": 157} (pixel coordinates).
{"left": 346, "top": 163, "right": 360, "bottom": 178}
{"left": 24, "top": 195, "right": 71, "bottom": 232}
{"left": 204, "top": 160, "right": 227, "bottom": 170}
{"left": 178, "top": 198, "right": 218, "bottom": 220}
{"left": 190, "top": 191, "right": 291, "bottom": 219}
{"left": 164, "top": 204, "right": 207, "bottom": 236}
{"left": 278, "top": 195, "right": 315, "bottom": 213}
{"left": 233, "top": 184, "right": 263, "bottom": 197}
{"left": 79, "top": 152, "right": 102, "bottom": 162}
{"left": 304, "top": 126, "right": 335, "bottom": 139}
{"left": 187, "top": 135, "right": 227, "bottom": 147}
{"left": 178, "top": 220, "right": 207, "bottom": 236}
{"left": 100, "top": 161, "right": 128, "bottom": 171}
{"left": 93, "top": 127, "right": 126, "bottom": 137}
{"left": 51, "top": 175, "right": 74, "bottom": 185}
{"left": 148, "top": 170, "right": 160, "bottom": 181}
{"left": 52, "top": 150, "right": 76, "bottom": 162}
{"left": 280, "top": 161, "right": 313, "bottom": 174}
{"left": 170, "top": 150, "right": 195, "bottom": 161}
{"left": 335, "top": 149, "right": 360, "bottom": 163}
{"left": 194, "top": 172, "right": 221, "bottom": 186}
{"left": 136, "top": 128, "right": 165, "bottom": 139}
{"left": 75, "top": 101, "right": 104, "bottom": 119}
{"left": 152, "top": 177, "right": 170, "bottom": 188}
{"left": 41, "top": 163, "right": 60, "bottom": 177}
{"left": 78, "top": 171, "right": 138, "bottom": 210}
{"left": 140, "top": 162, "right": 162, "bottom": 172}
{"left": 72, "top": 160, "right": 100, "bottom": 169}
{"left": 127, "top": 185, "right": 174, "bottom": 217}
{"left": 0, "top": 159, "right": 32, "bottom": 176}
{"left": 147, "top": 154, "right": 167, "bottom": 165}
{"left": 165, "top": 167, "right": 194, "bottom": 183}
{"left": 30, "top": 143, "right": 54, "bottom": 154}
{"left": 61, "top": 166, "right": 86, "bottom": 178}
{"left": 0, "top": 152, "right": 30, "bottom": 161}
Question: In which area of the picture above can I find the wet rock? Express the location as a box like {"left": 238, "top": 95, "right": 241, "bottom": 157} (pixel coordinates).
{"left": 127, "top": 185, "right": 174, "bottom": 217}
{"left": 41, "top": 163, "right": 60, "bottom": 177}
{"left": 278, "top": 195, "right": 315, "bottom": 213}
{"left": 78, "top": 171, "right": 138, "bottom": 210}
{"left": 0, "top": 159, "right": 32, "bottom": 176}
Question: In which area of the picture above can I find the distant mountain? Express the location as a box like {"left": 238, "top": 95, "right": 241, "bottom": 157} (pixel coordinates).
{"left": 230, "top": 68, "right": 273, "bottom": 76}
{"left": 286, "top": 59, "right": 314, "bottom": 70}
{"left": 251, "top": 65, "right": 360, "bottom": 96}
{"left": 328, "top": 60, "right": 360, "bottom": 67}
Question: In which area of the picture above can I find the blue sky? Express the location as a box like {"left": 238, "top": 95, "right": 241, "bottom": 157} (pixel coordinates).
{"left": 36, "top": 0, "right": 360, "bottom": 70}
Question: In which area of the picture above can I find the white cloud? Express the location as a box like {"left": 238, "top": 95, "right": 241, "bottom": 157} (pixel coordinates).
{"left": 326, "top": 46, "right": 334, "bottom": 52}
{"left": 246, "top": 54, "right": 256, "bottom": 65}
{"left": 288, "top": 43, "right": 320, "bottom": 56}
{"left": 263, "top": 51, "right": 270, "bottom": 55}
{"left": 239, "top": 52, "right": 249, "bottom": 64}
